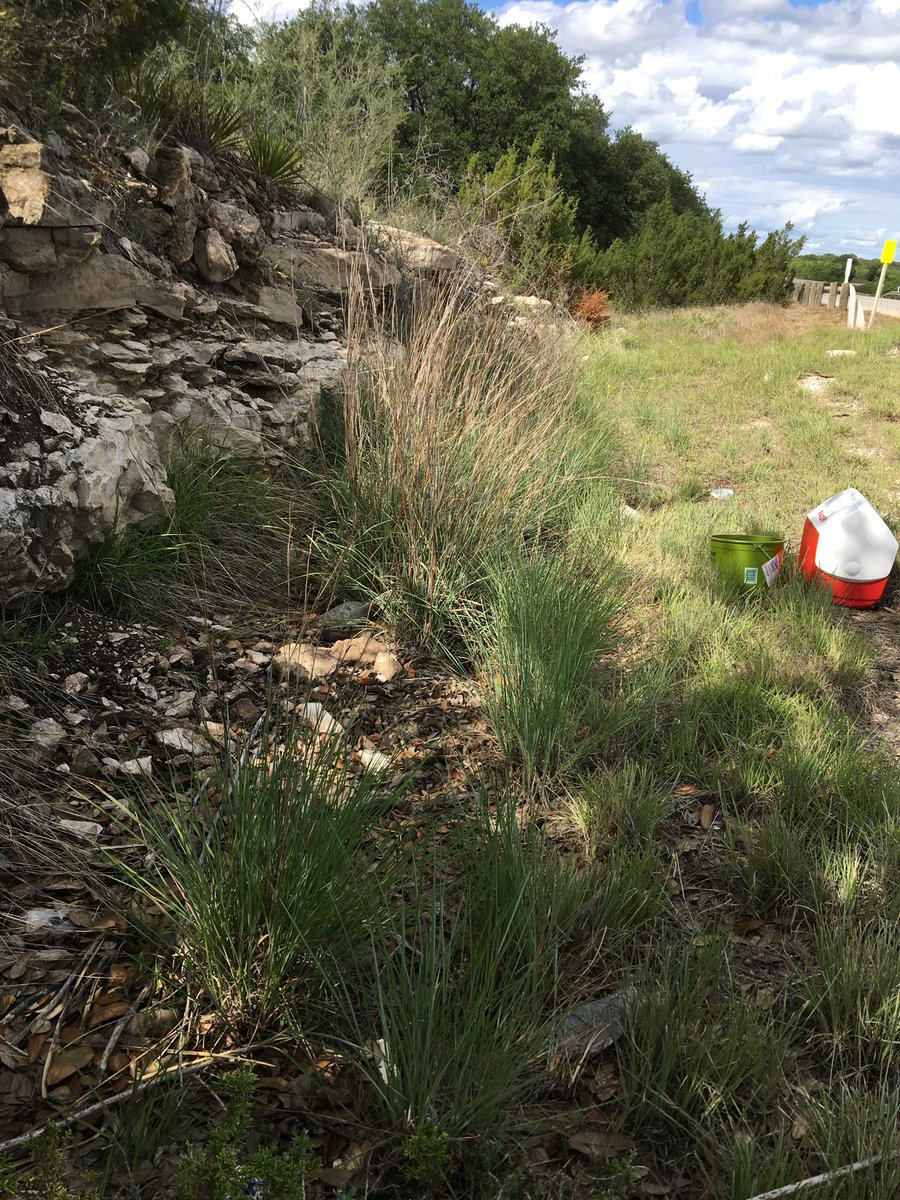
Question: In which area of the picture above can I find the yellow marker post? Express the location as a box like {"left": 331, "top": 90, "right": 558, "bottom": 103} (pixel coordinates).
{"left": 868, "top": 239, "right": 897, "bottom": 329}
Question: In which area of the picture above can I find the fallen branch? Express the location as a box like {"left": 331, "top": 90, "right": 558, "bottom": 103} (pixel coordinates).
{"left": 0, "top": 1045, "right": 254, "bottom": 1155}
{"left": 746, "top": 1150, "right": 900, "bottom": 1200}
{"left": 99, "top": 980, "right": 153, "bottom": 1075}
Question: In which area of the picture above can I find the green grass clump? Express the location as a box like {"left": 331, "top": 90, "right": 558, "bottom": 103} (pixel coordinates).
{"left": 568, "top": 761, "right": 673, "bottom": 856}
{"left": 617, "top": 938, "right": 795, "bottom": 1134}
{"left": 110, "top": 715, "right": 405, "bottom": 1024}
{"left": 73, "top": 441, "right": 295, "bottom": 618}
{"left": 475, "top": 544, "right": 621, "bottom": 786}
{"left": 339, "top": 797, "right": 663, "bottom": 1145}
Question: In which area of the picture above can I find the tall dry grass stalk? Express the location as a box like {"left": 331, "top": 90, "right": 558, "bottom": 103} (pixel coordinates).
{"left": 327, "top": 272, "right": 602, "bottom": 651}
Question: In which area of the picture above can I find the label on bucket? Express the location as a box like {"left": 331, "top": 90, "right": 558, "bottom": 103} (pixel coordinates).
{"left": 762, "top": 551, "right": 783, "bottom": 587}
{"left": 744, "top": 567, "right": 759, "bottom": 585}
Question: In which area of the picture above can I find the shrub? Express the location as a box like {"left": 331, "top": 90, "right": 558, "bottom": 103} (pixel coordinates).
{"left": 177, "top": 1070, "right": 320, "bottom": 1200}
{"left": 459, "top": 139, "right": 579, "bottom": 298}
{"left": 5, "top": 0, "right": 195, "bottom": 92}
{"left": 574, "top": 286, "right": 612, "bottom": 328}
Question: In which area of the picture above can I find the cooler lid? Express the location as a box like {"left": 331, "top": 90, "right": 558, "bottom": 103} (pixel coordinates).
{"left": 809, "top": 489, "right": 899, "bottom": 582}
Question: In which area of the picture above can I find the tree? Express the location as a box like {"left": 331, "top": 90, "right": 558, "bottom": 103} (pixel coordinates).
{"left": 6, "top": 0, "right": 199, "bottom": 88}
{"left": 459, "top": 140, "right": 579, "bottom": 295}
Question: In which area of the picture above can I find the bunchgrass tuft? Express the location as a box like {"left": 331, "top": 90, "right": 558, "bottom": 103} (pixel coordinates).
{"left": 73, "top": 439, "right": 297, "bottom": 619}
{"left": 616, "top": 937, "right": 796, "bottom": 1136}
{"left": 475, "top": 545, "right": 622, "bottom": 786}
{"left": 568, "top": 761, "right": 673, "bottom": 856}
{"left": 307, "top": 277, "right": 619, "bottom": 658}
{"left": 109, "top": 713, "right": 405, "bottom": 1025}
{"left": 333, "top": 795, "right": 663, "bottom": 1144}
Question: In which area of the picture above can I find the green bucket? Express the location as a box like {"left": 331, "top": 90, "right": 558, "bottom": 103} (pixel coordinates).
{"left": 710, "top": 533, "right": 785, "bottom": 590}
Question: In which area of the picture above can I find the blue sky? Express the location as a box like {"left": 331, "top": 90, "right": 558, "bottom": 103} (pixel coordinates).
{"left": 230, "top": 0, "right": 900, "bottom": 255}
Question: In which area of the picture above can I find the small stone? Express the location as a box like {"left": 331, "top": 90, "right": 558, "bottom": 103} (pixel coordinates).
{"left": 373, "top": 650, "right": 403, "bottom": 681}
{"left": 314, "top": 600, "right": 372, "bottom": 632}
{"left": 120, "top": 756, "right": 153, "bottom": 776}
{"left": 298, "top": 702, "right": 344, "bottom": 736}
{"left": 63, "top": 672, "right": 90, "bottom": 695}
{"left": 357, "top": 744, "right": 391, "bottom": 772}
{"left": 162, "top": 689, "right": 196, "bottom": 718}
{"left": 58, "top": 819, "right": 103, "bottom": 838}
{"left": 70, "top": 746, "right": 100, "bottom": 777}
{"left": 40, "top": 409, "right": 76, "bottom": 437}
{"left": 30, "top": 717, "right": 67, "bottom": 750}
{"left": 193, "top": 228, "right": 239, "bottom": 283}
{"left": 124, "top": 146, "right": 150, "bottom": 175}
{"left": 273, "top": 642, "right": 341, "bottom": 681}
{"left": 331, "top": 633, "right": 386, "bottom": 666}
{"left": 157, "top": 727, "right": 208, "bottom": 755}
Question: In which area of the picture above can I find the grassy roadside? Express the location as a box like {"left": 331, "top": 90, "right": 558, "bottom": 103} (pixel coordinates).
{"left": 3, "top": 300, "right": 900, "bottom": 1199}
{"left": 571, "top": 303, "right": 900, "bottom": 1197}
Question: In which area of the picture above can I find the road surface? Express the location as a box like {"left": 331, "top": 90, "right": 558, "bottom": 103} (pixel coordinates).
{"left": 855, "top": 294, "right": 900, "bottom": 322}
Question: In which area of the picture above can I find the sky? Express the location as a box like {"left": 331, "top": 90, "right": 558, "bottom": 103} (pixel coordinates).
{"left": 227, "top": 0, "right": 900, "bottom": 256}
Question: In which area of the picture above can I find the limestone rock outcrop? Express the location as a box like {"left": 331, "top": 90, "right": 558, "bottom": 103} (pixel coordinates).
{"left": 0, "top": 356, "right": 172, "bottom": 603}
{"left": 0, "top": 92, "right": 460, "bottom": 607}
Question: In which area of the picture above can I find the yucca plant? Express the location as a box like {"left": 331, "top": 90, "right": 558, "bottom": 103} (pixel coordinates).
{"left": 240, "top": 129, "right": 305, "bottom": 192}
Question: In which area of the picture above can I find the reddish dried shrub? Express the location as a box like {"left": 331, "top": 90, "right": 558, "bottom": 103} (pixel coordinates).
{"left": 574, "top": 287, "right": 612, "bottom": 328}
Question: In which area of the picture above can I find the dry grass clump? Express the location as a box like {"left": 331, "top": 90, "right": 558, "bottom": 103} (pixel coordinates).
{"left": 317, "top": 274, "right": 614, "bottom": 652}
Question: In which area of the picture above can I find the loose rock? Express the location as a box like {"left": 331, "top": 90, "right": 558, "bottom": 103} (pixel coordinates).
{"left": 273, "top": 642, "right": 341, "bottom": 681}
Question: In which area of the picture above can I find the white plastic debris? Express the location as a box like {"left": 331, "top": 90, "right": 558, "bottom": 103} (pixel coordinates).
{"left": 710, "top": 488, "right": 734, "bottom": 500}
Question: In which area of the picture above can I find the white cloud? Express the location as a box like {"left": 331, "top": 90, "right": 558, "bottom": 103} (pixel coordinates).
{"left": 732, "top": 133, "right": 783, "bottom": 153}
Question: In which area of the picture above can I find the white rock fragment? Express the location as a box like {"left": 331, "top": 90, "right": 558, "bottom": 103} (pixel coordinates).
{"left": 357, "top": 744, "right": 391, "bottom": 773}
{"left": 273, "top": 642, "right": 341, "bottom": 681}
{"left": 330, "top": 633, "right": 386, "bottom": 665}
{"left": 120, "top": 756, "right": 153, "bottom": 776}
{"left": 24, "top": 907, "right": 71, "bottom": 936}
{"left": 373, "top": 650, "right": 403, "bottom": 682}
{"left": 298, "top": 702, "right": 344, "bottom": 736}
{"left": 58, "top": 819, "right": 104, "bottom": 838}
{"left": 156, "top": 727, "right": 208, "bottom": 755}
{"left": 30, "top": 717, "right": 67, "bottom": 750}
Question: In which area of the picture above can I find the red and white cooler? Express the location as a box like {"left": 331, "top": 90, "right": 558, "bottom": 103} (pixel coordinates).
{"left": 799, "top": 488, "right": 898, "bottom": 608}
